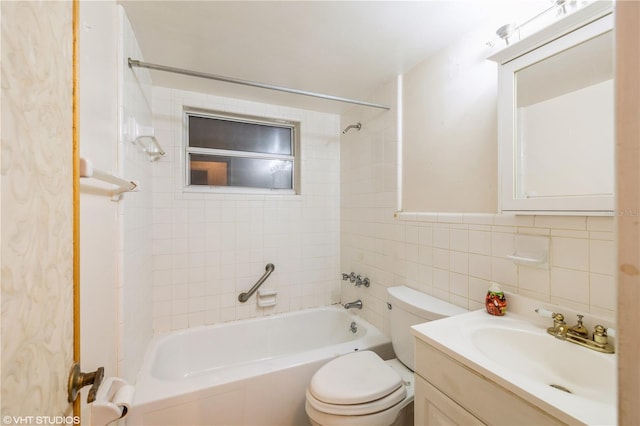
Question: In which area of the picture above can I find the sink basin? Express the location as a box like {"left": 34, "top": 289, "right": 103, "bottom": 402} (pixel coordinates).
{"left": 471, "top": 327, "right": 616, "bottom": 405}
{"left": 412, "top": 308, "right": 616, "bottom": 425}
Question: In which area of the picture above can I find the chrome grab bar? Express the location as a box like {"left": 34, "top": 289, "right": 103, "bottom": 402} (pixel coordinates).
{"left": 238, "top": 263, "right": 275, "bottom": 303}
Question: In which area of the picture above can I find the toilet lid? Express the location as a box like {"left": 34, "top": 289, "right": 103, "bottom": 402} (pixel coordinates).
{"left": 309, "top": 351, "right": 403, "bottom": 405}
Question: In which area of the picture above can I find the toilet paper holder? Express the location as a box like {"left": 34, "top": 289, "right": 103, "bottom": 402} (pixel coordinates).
{"left": 68, "top": 362, "right": 104, "bottom": 403}
{"left": 91, "top": 377, "right": 135, "bottom": 426}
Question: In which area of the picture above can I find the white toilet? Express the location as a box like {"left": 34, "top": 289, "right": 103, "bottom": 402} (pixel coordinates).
{"left": 305, "top": 286, "right": 467, "bottom": 426}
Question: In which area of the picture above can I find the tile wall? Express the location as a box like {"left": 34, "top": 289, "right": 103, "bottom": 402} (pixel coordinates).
{"left": 117, "top": 7, "right": 155, "bottom": 381}
{"left": 151, "top": 87, "right": 341, "bottom": 332}
{"left": 341, "top": 80, "right": 616, "bottom": 337}
{"left": 79, "top": 1, "right": 120, "bottom": 408}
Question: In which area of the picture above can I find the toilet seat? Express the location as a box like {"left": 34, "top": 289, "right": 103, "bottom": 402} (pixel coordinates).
{"left": 306, "top": 385, "right": 406, "bottom": 416}
{"left": 307, "top": 351, "right": 407, "bottom": 416}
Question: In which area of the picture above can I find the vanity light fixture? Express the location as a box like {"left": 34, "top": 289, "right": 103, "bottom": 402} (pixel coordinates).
{"left": 496, "top": 24, "right": 515, "bottom": 45}
{"left": 491, "top": 0, "right": 594, "bottom": 47}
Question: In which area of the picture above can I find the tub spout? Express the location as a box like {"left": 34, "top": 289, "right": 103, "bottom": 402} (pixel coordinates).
{"left": 343, "top": 300, "right": 363, "bottom": 309}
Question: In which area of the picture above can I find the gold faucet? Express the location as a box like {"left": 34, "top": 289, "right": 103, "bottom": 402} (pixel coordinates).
{"left": 546, "top": 313, "right": 614, "bottom": 354}
{"left": 547, "top": 313, "right": 569, "bottom": 338}
{"left": 569, "top": 314, "right": 589, "bottom": 338}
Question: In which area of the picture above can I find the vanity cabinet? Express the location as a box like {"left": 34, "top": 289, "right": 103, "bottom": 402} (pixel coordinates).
{"left": 413, "top": 339, "right": 563, "bottom": 425}
{"left": 414, "top": 375, "right": 483, "bottom": 426}
{"left": 490, "top": 2, "right": 614, "bottom": 215}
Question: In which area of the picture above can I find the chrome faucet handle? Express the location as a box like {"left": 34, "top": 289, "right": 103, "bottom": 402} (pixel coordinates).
{"left": 353, "top": 275, "right": 371, "bottom": 288}
{"left": 344, "top": 272, "right": 372, "bottom": 287}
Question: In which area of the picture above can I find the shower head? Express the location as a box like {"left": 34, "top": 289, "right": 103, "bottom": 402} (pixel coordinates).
{"left": 342, "top": 123, "right": 362, "bottom": 134}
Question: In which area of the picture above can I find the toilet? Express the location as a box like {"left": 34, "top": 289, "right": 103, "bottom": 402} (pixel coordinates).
{"left": 305, "top": 286, "right": 467, "bottom": 426}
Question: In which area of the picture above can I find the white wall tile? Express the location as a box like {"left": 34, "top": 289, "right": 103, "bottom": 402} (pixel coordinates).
{"left": 492, "top": 258, "right": 517, "bottom": 286}
{"left": 450, "top": 273, "right": 469, "bottom": 297}
{"left": 118, "top": 8, "right": 155, "bottom": 382}
{"left": 587, "top": 216, "right": 615, "bottom": 231}
{"left": 450, "top": 251, "right": 469, "bottom": 274}
{"left": 493, "top": 215, "right": 534, "bottom": 227}
{"left": 468, "top": 230, "right": 491, "bottom": 255}
{"left": 418, "top": 246, "right": 433, "bottom": 266}
{"left": 468, "top": 277, "right": 490, "bottom": 303}
{"left": 450, "top": 228, "right": 469, "bottom": 252}
{"left": 433, "top": 248, "right": 450, "bottom": 270}
{"left": 433, "top": 269, "right": 450, "bottom": 291}
{"left": 418, "top": 225, "right": 433, "bottom": 246}
{"left": 589, "top": 273, "right": 616, "bottom": 311}
{"left": 589, "top": 239, "right": 615, "bottom": 275}
{"left": 518, "top": 266, "right": 550, "bottom": 295}
{"left": 152, "top": 87, "right": 340, "bottom": 330}
{"left": 491, "top": 232, "right": 514, "bottom": 258}
{"left": 535, "top": 216, "right": 587, "bottom": 230}
{"left": 551, "top": 268, "right": 589, "bottom": 305}
{"left": 552, "top": 237, "right": 589, "bottom": 271}
{"left": 433, "top": 225, "right": 450, "bottom": 249}
{"left": 469, "top": 254, "right": 491, "bottom": 280}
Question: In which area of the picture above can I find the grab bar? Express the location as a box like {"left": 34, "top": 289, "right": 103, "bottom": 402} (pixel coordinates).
{"left": 238, "top": 263, "right": 275, "bottom": 303}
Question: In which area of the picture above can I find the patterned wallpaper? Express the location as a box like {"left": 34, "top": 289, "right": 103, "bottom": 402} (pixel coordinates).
{"left": 1, "top": 1, "right": 74, "bottom": 417}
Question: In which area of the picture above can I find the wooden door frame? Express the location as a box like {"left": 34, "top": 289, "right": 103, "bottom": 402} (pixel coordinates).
{"left": 72, "top": 0, "right": 81, "bottom": 417}
{"left": 616, "top": 1, "right": 640, "bottom": 424}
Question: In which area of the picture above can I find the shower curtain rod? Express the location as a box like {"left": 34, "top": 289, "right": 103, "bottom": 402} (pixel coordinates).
{"left": 128, "top": 58, "right": 390, "bottom": 111}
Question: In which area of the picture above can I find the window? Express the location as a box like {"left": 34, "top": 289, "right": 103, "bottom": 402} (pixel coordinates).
{"left": 185, "top": 110, "right": 300, "bottom": 193}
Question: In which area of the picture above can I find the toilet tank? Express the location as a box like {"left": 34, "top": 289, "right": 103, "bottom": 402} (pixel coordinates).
{"left": 387, "top": 286, "right": 467, "bottom": 370}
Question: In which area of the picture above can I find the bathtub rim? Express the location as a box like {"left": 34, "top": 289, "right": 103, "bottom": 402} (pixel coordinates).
{"left": 133, "top": 305, "right": 391, "bottom": 408}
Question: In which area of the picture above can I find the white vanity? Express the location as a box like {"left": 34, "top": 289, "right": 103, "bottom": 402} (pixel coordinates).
{"left": 411, "top": 295, "right": 616, "bottom": 425}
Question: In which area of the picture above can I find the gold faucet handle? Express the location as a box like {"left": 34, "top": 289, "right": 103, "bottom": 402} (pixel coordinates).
{"left": 552, "top": 313, "right": 565, "bottom": 325}
{"left": 546, "top": 313, "right": 566, "bottom": 336}
{"left": 569, "top": 314, "right": 589, "bottom": 338}
{"left": 593, "top": 324, "right": 608, "bottom": 345}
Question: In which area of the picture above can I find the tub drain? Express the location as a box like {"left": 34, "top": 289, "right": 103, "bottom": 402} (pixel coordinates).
{"left": 549, "top": 384, "right": 572, "bottom": 394}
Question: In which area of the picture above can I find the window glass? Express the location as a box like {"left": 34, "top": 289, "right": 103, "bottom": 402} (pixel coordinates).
{"left": 188, "top": 115, "right": 292, "bottom": 155}
{"left": 189, "top": 154, "right": 293, "bottom": 189}
{"left": 185, "top": 111, "right": 298, "bottom": 193}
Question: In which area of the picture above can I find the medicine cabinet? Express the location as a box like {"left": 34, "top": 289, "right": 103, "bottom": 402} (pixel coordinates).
{"left": 490, "top": 2, "right": 614, "bottom": 215}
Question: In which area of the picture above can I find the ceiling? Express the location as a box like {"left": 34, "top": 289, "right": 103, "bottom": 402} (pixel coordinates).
{"left": 119, "top": 1, "right": 549, "bottom": 113}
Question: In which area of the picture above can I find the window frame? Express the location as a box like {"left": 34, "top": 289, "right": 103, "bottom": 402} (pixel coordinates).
{"left": 183, "top": 108, "right": 301, "bottom": 195}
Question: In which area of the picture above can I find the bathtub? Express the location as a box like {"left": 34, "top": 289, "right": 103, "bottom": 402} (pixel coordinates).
{"left": 129, "top": 306, "right": 392, "bottom": 425}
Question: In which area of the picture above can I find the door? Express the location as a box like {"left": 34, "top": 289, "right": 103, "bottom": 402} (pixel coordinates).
{"left": 1, "top": 0, "right": 79, "bottom": 421}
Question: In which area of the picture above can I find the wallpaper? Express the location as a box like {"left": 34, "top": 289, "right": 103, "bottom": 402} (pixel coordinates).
{"left": 1, "top": 0, "right": 75, "bottom": 417}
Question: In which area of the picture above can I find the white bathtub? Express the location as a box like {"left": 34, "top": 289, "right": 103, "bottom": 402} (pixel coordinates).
{"left": 129, "top": 306, "right": 392, "bottom": 426}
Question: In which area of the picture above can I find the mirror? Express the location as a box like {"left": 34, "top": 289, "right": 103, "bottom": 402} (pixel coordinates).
{"left": 496, "top": 12, "right": 614, "bottom": 214}
{"left": 516, "top": 31, "right": 613, "bottom": 199}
